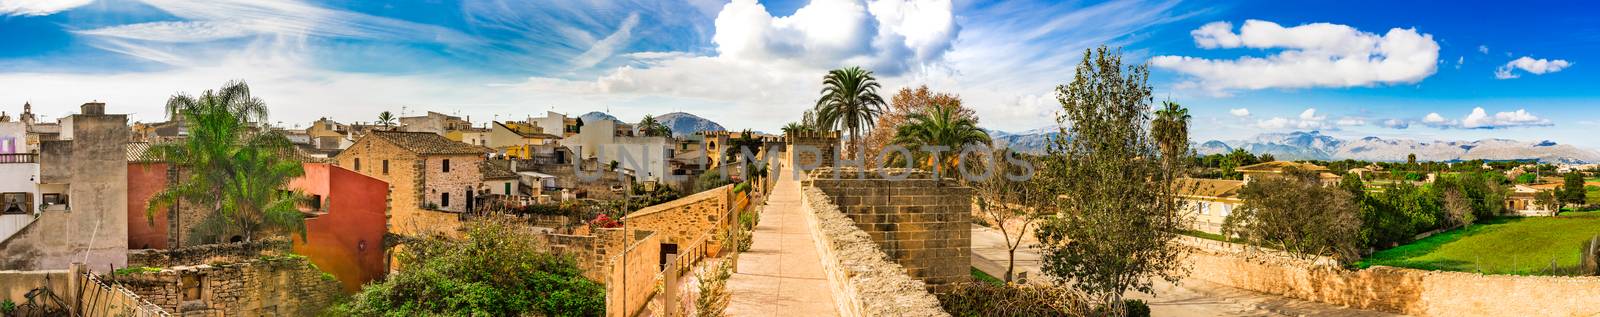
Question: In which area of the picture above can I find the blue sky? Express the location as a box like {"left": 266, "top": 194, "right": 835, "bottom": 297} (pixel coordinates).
{"left": 1, "top": 0, "right": 1595, "bottom": 147}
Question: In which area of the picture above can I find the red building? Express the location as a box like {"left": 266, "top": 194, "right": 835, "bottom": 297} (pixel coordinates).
{"left": 290, "top": 163, "right": 390, "bottom": 293}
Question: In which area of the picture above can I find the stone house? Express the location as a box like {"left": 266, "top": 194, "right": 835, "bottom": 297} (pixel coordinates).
{"left": 1236, "top": 161, "right": 1342, "bottom": 186}
{"left": 1505, "top": 184, "right": 1556, "bottom": 216}
{"left": 0, "top": 102, "right": 130, "bottom": 272}
{"left": 335, "top": 131, "right": 488, "bottom": 236}
{"left": 398, "top": 111, "right": 472, "bottom": 136}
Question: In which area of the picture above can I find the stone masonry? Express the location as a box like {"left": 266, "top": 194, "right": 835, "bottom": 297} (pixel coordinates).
{"left": 803, "top": 168, "right": 971, "bottom": 286}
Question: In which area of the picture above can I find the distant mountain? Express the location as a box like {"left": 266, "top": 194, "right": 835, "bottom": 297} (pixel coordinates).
{"left": 654, "top": 112, "right": 725, "bottom": 137}
{"left": 990, "top": 126, "right": 1060, "bottom": 154}
{"left": 1196, "top": 131, "right": 1600, "bottom": 164}
{"left": 578, "top": 111, "right": 620, "bottom": 124}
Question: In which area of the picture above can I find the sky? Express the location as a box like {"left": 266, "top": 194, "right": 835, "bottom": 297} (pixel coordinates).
{"left": 1, "top": 0, "right": 1596, "bottom": 147}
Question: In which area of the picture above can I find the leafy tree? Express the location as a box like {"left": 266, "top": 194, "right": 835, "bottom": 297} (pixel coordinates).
{"left": 1516, "top": 173, "right": 1538, "bottom": 184}
{"left": 638, "top": 114, "right": 673, "bottom": 137}
{"left": 1034, "top": 46, "right": 1189, "bottom": 314}
{"left": 892, "top": 102, "right": 991, "bottom": 174}
{"left": 972, "top": 150, "right": 1046, "bottom": 282}
{"left": 1440, "top": 188, "right": 1476, "bottom": 228}
{"left": 146, "top": 80, "right": 307, "bottom": 244}
{"left": 1338, "top": 173, "right": 1366, "bottom": 199}
{"left": 1151, "top": 100, "right": 1190, "bottom": 166}
{"left": 814, "top": 66, "right": 887, "bottom": 159}
{"left": 377, "top": 111, "right": 396, "bottom": 129}
{"left": 1225, "top": 168, "right": 1362, "bottom": 263}
{"left": 335, "top": 218, "right": 603, "bottom": 316}
{"left": 1407, "top": 153, "right": 1417, "bottom": 165}
{"left": 1359, "top": 183, "right": 1442, "bottom": 249}
{"left": 1564, "top": 172, "right": 1587, "bottom": 206}
{"left": 1537, "top": 189, "right": 1563, "bottom": 212}
{"left": 863, "top": 85, "right": 969, "bottom": 165}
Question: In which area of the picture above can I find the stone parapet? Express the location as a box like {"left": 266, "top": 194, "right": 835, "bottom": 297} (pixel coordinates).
{"left": 805, "top": 168, "right": 971, "bottom": 286}
{"left": 801, "top": 186, "right": 949, "bottom": 317}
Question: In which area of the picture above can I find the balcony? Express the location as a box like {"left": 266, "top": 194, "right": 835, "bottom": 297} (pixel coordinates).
{"left": 0, "top": 153, "right": 37, "bottom": 164}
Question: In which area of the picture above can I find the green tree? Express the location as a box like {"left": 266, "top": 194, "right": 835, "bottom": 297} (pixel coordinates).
{"left": 892, "top": 102, "right": 991, "bottom": 173}
{"left": 638, "top": 114, "right": 673, "bottom": 137}
{"left": 1359, "top": 183, "right": 1442, "bottom": 249}
{"left": 1226, "top": 168, "right": 1363, "bottom": 263}
{"left": 972, "top": 150, "right": 1046, "bottom": 282}
{"left": 377, "top": 111, "right": 396, "bottom": 129}
{"left": 1564, "top": 172, "right": 1587, "bottom": 206}
{"left": 814, "top": 66, "right": 887, "bottom": 159}
{"left": 1034, "top": 46, "right": 1189, "bottom": 314}
{"left": 1151, "top": 101, "right": 1190, "bottom": 166}
{"left": 780, "top": 122, "right": 815, "bottom": 135}
{"left": 146, "top": 80, "right": 307, "bottom": 244}
{"left": 1407, "top": 153, "right": 1417, "bottom": 165}
{"left": 336, "top": 218, "right": 603, "bottom": 316}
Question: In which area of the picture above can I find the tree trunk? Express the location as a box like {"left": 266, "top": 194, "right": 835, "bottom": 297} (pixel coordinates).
{"left": 1005, "top": 248, "right": 1017, "bottom": 282}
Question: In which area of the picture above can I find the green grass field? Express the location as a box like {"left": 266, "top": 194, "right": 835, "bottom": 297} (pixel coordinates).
{"left": 971, "top": 267, "right": 1004, "bottom": 285}
{"left": 1357, "top": 212, "right": 1600, "bottom": 275}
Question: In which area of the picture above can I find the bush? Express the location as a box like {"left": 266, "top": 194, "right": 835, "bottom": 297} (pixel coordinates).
{"left": 1, "top": 299, "right": 15, "bottom": 314}
{"left": 935, "top": 282, "right": 1090, "bottom": 317}
{"left": 1122, "top": 299, "right": 1150, "bottom": 317}
{"left": 333, "top": 218, "right": 603, "bottom": 316}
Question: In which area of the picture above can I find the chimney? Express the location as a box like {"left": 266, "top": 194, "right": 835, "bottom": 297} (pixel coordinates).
{"left": 81, "top": 102, "right": 106, "bottom": 115}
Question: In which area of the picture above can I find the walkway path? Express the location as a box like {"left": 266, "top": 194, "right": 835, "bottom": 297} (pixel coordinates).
{"left": 970, "top": 224, "right": 1402, "bottom": 317}
{"left": 725, "top": 171, "right": 839, "bottom": 317}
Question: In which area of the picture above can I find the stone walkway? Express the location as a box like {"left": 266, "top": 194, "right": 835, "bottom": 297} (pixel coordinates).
{"left": 725, "top": 171, "right": 839, "bottom": 317}
{"left": 970, "top": 224, "right": 1402, "bottom": 317}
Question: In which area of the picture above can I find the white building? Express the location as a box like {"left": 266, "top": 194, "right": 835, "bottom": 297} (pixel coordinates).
{"left": 0, "top": 120, "right": 40, "bottom": 244}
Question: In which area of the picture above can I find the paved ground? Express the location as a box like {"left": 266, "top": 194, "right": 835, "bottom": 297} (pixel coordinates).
{"left": 970, "top": 224, "right": 1403, "bottom": 317}
{"left": 725, "top": 171, "right": 839, "bottom": 317}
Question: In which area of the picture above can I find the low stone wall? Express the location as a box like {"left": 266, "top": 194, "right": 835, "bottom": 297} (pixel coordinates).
{"left": 623, "top": 184, "right": 732, "bottom": 245}
{"left": 128, "top": 239, "right": 290, "bottom": 268}
{"left": 606, "top": 230, "right": 661, "bottom": 317}
{"left": 805, "top": 168, "right": 971, "bottom": 286}
{"left": 1187, "top": 237, "right": 1600, "bottom": 316}
{"left": 111, "top": 254, "right": 341, "bottom": 316}
{"left": 0, "top": 270, "right": 69, "bottom": 307}
{"left": 800, "top": 186, "right": 950, "bottom": 317}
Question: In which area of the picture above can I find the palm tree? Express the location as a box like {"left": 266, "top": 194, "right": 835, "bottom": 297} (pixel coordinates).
{"left": 638, "top": 115, "right": 672, "bottom": 137}
{"left": 781, "top": 122, "right": 815, "bottom": 135}
{"left": 377, "top": 111, "right": 396, "bottom": 129}
{"left": 892, "top": 103, "right": 990, "bottom": 173}
{"left": 1152, "top": 100, "right": 1190, "bottom": 164}
{"left": 147, "top": 80, "right": 307, "bottom": 245}
{"left": 814, "top": 66, "right": 886, "bottom": 158}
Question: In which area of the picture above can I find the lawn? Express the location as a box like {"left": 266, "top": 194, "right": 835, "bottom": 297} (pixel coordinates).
{"left": 1357, "top": 212, "right": 1600, "bottom": 275}
{"left": 971, "top": 267, "right": 1004, "bottom": 285}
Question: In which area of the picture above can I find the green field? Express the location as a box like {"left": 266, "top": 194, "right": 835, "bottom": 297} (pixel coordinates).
{"left": 1357, "top": 212, "right": 1600, "bottom": 275}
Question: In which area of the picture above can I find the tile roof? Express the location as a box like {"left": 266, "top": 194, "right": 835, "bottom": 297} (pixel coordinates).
{"left": 369, "top": 131, "right": 488, "bottom": 155}
{"left": 496, "top": 122, "right": 562, "bottom": 139}
{"left": 480, "top": 160, "right": 517, "bottom": 180}
{"left": 125, "top": 142, "right": 155, "bottom": 162}
{"left": 1235, "top": 161, "right": 1329, "bottom": 173}
{"left": 1177, "top": 178, "right": 1245, "bottom": 199}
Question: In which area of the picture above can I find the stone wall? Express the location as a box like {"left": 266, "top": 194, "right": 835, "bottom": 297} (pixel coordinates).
{"left": 622, "top": 184, "right": 732, "bottom": 244}
{"left": 128, "top": 239, "right": 288, "bottom": 268}
{"left": 113, "top": 254, "right": 340, "bottom": 316}
{"left": 804, "top": 168, "right": 971, "bottom": 285}
{"left": 799, "top": 186, "right": 950, "bottom": 317}
{"left": 785, "top": 131, "right": 838, "bottom": 172}
{"left": 545, "top": 227, "right": 631, "bottom": 282}
{"left": 1186, "top": 237, "right": 1600, "bottom": 316}
{"left": 0, "top": 111, "right": 129, "bottom": 272}
{"left": 606, "top": 230, "right": 661, "bottom": 317}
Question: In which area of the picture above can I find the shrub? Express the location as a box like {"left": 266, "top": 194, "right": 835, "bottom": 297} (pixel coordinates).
{"left": 113, "top": 266, "right": 162, "bottom": 275}
{"left": 1123, "top": 299, "right": 1150, "bottom": 317}
{"left": 333, "top": 218, "right": 603, "bottom": 316}
{"left": 1, "top": 299, "right": 15, "bottom": 314}
{"left": 935, "top": 282, "right": 1090, "bottom": 317}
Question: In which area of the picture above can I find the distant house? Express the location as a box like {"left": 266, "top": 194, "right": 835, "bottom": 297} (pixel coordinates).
{"left": 398, "top": 111, "right": 472, "bottom": 136}
{"left": 1506, "top": 184, "right": 1556, "bottom": 217}
{"left": 1176, "top": 178, "right": 1245, "bottom": 234}
{"left": 335, "top": 131, "right": 488, "bottom": 236}
{"left": 489, "top": 121, "right": 565, "bottom": 162}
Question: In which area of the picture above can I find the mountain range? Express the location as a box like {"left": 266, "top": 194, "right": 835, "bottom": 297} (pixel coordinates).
{"left": 577, "top": 111, "right": 726, "bottom": 137}
{"left": 991, "top": 129, "right": 1599, "bottom": 164}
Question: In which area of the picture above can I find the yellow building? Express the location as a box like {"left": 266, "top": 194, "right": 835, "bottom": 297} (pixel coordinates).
{"left": 1176, "top": 178, "right": 1245, "bottom": 234}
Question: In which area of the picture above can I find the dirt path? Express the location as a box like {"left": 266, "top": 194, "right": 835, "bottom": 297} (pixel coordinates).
{"left": 969, "top": 224, "right": 1403, "bottom": 317}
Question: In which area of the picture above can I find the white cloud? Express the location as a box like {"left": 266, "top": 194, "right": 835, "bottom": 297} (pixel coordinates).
{"left": 1478, "top": 45, "right": 1489, "bottom": 54}
{"left": 1379, "top": 118, "right": 1410, "bottom": 129}
{"left": 1421, "top": 107, "right": 1552, "bottom": 129}
{"left": 571, "top": 13, "right": 642, "bottom": 70}
{"left": 1494, "top": 56, "right": 1571, "bottom": 79}
{"left": 1336, "top": 116, "right": 1366, "bottom": 126}
{"left": 75, "top": 21, "right": 257, "bottom": 43}
{"left": 1455, "top": 56, "right": 1463, "bottom": 69}
{"left": 1256, "top": 108, "right": 1332, "bottom": 130}
{"left": 710, "top": 0, "right": 957, "bottom": 76}
{"left": 0, "top": 0, "right": 91, "bottom": 16}
{"left": 1151, "top": 20, "right": 1439, "bottom": 94}
{"left": 1229, "top": 108, "right": 1250, "bottom": 117}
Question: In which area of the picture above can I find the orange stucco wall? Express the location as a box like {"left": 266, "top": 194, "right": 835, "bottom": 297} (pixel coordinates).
{"left": 127, "top": 162, "right": 170, "bottom": 250}
{"left": 291, "top": 163, "right": 390, "bottom": 293}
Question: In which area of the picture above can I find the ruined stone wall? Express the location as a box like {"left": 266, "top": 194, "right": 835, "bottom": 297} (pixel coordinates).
{"left": 114, "top": 255, "right": 340, "bottom": 316}
{"left": 1185, "top": 237, "right": 1600, "bottom": 316}
{"left": 622, "top": 185, "right": 732, "bottom": 244}
{"left": 805, "top": 168, "right": 971, "bottom": 285}
{"left": 800, "top": 186, "right": 950, "bottom": 317}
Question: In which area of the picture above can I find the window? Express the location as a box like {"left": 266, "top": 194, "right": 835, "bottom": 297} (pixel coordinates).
{"left": 382, "top": 160, "right": 389, "bottom": 175}
{"left": 308, "top": 195, "right": 323, "bottom": 211}
{"left": 181, "top": 273, "right": 205, "bottom": 302}
{"left": 504, "top": 183, "right": 512, "bottom": 195}
{"left": 1200, "top": 202, "right": 1211, "bottom": 215}
{"left": 1, "top": 193, "right": 29, "bottom": 214}
{"left": 354, "top": 158, "right": 361, "bottom": 171}
{"left": 442, "top": 159, "right": 451, "bottom": 173}
{"left": 441, "top": 192, "right": 450, "bottom": 208}
{"left": 42, "top": 193, "right": 66, "bottom": 208}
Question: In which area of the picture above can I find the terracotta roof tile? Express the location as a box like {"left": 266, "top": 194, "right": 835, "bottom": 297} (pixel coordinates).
{"left": 369, "top": 131, "right": 488, "bottom": 155}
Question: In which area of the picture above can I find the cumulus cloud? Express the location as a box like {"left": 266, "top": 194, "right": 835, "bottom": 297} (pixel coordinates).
{"left": 1379, "top": 118, "right": 1410, "bottom": 129}
{"left": 1150, "top": 20, "right": 1439, "bottom": 94}
{"left": 1229, "top": 108, "right": 1250, "bottom": 117}
{"left": 1336, "top": 116, "right": 1366, "bottom": 126}
{"left": 1494, "top": 56, "right": 1571, "bottom": 79}
{"left": 710, "top": 0, "right": 957, "bottom": 76}
{"left": 1256, "top": 108, "right": 1332, "bottom": 130}
{"left": 0, "top": 0, "right": 91, "bottom": 16}
{"left": 1419, "top": 107, "right": 1552, "bottom": 129}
